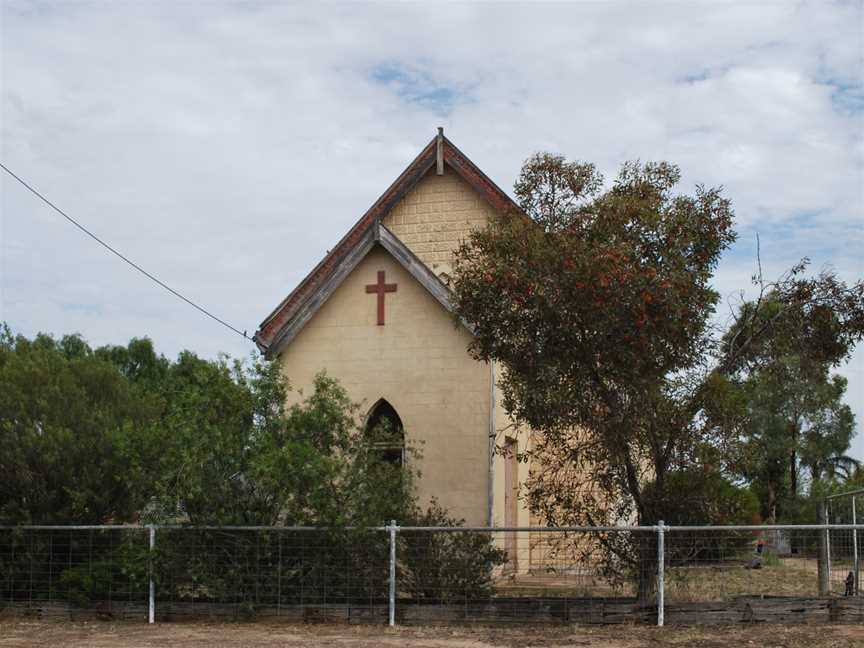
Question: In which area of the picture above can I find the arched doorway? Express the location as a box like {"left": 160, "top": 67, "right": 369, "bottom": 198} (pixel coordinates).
{"left": 365, "top": 399, "right": 405, "bottom": 465}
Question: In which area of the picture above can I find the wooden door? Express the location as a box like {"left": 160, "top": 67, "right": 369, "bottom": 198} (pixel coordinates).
{"left": 504, "top": 438, "right": 518, "bottom": 571}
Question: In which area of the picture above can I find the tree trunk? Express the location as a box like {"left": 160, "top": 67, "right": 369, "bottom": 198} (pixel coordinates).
{"left": 790, "top": 449, "right": 798, "bottom": 498}
{"left": 789, "top": 418, "right": 800, "bottom": 497}
{"left": 636, "top": 533, "right": 658, "bottom": 604}
{"left": 766, "top": 483, "right": 777, "bottom": 524}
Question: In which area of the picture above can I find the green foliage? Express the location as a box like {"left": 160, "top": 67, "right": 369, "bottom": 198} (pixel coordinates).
{"left": 512, "top": 153, "right": 603, "bottom": 231}
{"left": 0, "top": 528, "right": 151, "bottom": 608}
{"left": 450, "top": 151, "right": 863, "bottom": 595}
{"left": 719, "top": 284, "right": 863, "bottom": 522}
{"left": 0, "top": 324, "right": 420, "bottom": 528}
{"left": 144, "top": 378, "right": 500, "bottom": 608}
{"left": 59, "top": 561, "right": 116, "bottom": 608}
{"left": 722, "top": 267, "right": 864, "bottom": 376}
{"left": 1, "top": 326, "right": 506, "bottom": 610}
{"left": 642, "top": 470, "right": 759, "bottom": 526}
{"left": 742, "top": 366, "right": 853, "bottom": 520}
{"left": 141, "top": 352, "right": 286, "bottom": 525}
{"left": 0, "top": 325, "right": 159, "bottom": 523}
{"left": 451, "top": 155, "right": 737, "bottom": 595}
{"left": 148, "top": 528, "right": 387, "bottom": 608}
{"left": 644, "top": 470, "right": 759, "bottom": 563}
{"left": 247, "top": 372, "right": 415, "bottom": 527}
{"left": 452, "top": 157, "right": 736, "bottom": 521}
{"left": 400, "top": 499, "right": 507, "bottom": 602}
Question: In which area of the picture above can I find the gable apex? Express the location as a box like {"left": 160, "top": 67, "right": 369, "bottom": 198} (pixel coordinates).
{"left": 255, "top": 130, "right": 521, "bottom": 355}
{"left": 259, "top": 223, "right": 463, "bottom": 356}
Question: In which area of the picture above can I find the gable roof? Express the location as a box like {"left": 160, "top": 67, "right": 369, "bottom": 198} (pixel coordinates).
{"left": 254, "top": 130, "right": 521, "bottom": 356}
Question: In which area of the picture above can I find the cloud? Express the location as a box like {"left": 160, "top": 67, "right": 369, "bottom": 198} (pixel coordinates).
{"left": 1, "top": 0, "right": 862, "bottom": 456}
{"left": 370, "top": 63, "right": 467, "bottom": 116}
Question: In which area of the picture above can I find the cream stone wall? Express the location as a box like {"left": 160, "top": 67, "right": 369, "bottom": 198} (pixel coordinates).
{"left": 490, "top": 371, "right": 534, "bottom": 570}
{"left": 382, "top": 167, "right": 498, "bottom": 277}
{"left": 490, "top": 371, "right": 532, "bottom": 529}
{"left": 278, "top": 246, "right": 491, "bottom": 526}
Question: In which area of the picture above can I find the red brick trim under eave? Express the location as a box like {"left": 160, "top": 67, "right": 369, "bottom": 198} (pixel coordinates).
{"left": 254, "top": 134, "right": 523, "bottom": 354}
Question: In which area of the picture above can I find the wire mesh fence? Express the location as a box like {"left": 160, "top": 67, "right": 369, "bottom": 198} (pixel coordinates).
{"left": 663, "top": 527, "right": 856, "bottom": 601}
{"left": 0, "top": 526, "right": 150, "bottom": 620}
{"left": 2, "top": 524, "right": 863, "bottom": 625}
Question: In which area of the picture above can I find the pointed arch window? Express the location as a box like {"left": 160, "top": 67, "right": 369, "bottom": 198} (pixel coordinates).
{"left": 365, "top": 399, "right": 405, "bottom": 465}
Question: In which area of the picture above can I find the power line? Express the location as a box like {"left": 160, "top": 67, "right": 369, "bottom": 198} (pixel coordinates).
{"left": 1, "top": 162, "right": 252, "bottom": 342}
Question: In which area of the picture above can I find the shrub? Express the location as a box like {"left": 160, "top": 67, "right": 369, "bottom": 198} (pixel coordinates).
{"left": 399, "top": 499, "right": 507, "bottom": 603}
{"left": 643, "top": 469, "right": 760, "bottom": 564}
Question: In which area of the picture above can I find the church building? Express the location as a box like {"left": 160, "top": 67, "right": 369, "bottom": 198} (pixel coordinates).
{"left": 255, "top": 130, "right": 530, "bottom": 532}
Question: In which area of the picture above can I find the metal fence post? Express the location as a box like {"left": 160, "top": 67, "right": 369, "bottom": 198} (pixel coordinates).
{"left": 148, "top": 525, "right": 156, "bottom": 624}
{"left": 817, "top": 502, "right": 830, "bottom": 595}
{"left": 388, "top": 520, "right": 397, "bottom": 627}
{"left": 656, "top": 520, "right": 665, "bottom": 627}
{"left": 853, "top": 496, "right": 859, "bottom": 595}
{"left": 826, "top": 503, "right": 833, "bottom": 586}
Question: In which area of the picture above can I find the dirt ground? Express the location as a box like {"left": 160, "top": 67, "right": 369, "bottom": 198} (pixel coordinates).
{"left": 0, "top": 621, "right": 862, "bottom": 648}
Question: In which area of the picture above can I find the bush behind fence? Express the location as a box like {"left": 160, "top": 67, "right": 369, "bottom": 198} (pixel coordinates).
{"left": 2, "top": 524, "right": 863, "bottom": 625}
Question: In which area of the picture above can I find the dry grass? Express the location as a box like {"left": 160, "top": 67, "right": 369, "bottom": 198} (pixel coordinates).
{"left": 665, "top": 558, "right": 824, "bottom": 602}
{"left": 1, "top": 620, "right": 862, "bottom": 648}
{"left": 498, "top": 557, "right": 850, "bottom": 603}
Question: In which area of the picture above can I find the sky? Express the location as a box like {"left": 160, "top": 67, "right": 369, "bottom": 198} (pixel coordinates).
{"left": 1, "top": 1, "right": 862, "bottom": 456}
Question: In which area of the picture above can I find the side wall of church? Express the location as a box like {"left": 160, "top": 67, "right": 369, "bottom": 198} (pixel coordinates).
{"left": 490, "top": 368, "right": 534, "bottom": 569}
{"left": 382, "top": 167, "right": 498, "bottom": 277}
{"left": 490, "top": 376, "right": 532, "bottom": 529}
{"left": 277, "top": 246, "right": 491, "bottom": 526}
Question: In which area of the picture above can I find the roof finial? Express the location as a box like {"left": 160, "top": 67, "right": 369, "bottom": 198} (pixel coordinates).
{"left": 436, "top": 127, "right": 444, "bottom": 175}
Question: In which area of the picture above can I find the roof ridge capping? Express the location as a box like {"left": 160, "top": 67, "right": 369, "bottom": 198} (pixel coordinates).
{"left": 254, "top": 128, "right": 523, "bottom": 355}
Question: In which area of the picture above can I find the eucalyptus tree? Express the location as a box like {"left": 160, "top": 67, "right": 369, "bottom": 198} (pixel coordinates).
{"left": 450, "top": 152, "right": 864, "bottom": 593}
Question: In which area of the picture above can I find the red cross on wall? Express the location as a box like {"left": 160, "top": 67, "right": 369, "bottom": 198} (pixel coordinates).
{"left": 365, "top": 270, "right": 397, "bottom": 325}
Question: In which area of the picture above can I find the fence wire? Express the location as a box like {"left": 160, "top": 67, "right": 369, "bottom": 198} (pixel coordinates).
{"left": 2, "top": 524, "right": 863, "bottom": 625}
